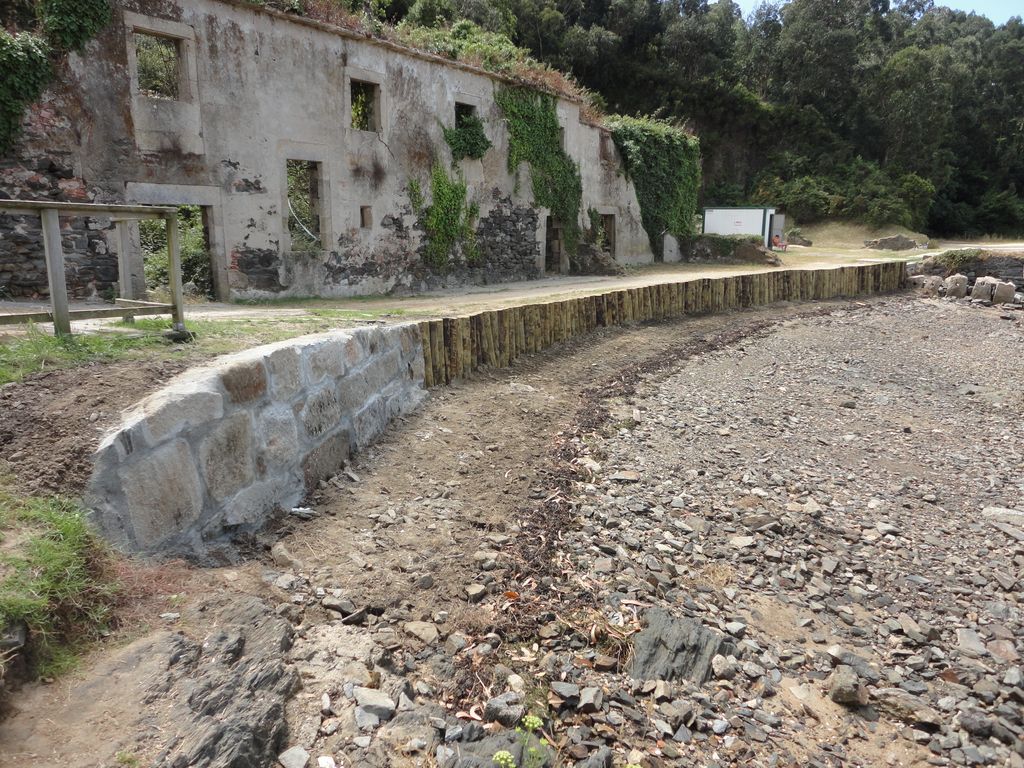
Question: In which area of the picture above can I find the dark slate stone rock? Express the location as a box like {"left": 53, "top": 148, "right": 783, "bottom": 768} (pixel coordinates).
{"left": 154, "top": 596, "right": 299, "bottom": 768}
{"left": 629, "top": 608, "right": 736, "bottom": 684}
{"left": 575, "top": 746, "right": 613, "bottom": 767}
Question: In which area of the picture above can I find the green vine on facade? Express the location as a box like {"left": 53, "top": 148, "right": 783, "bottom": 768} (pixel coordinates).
{"left": 0, "top": 0, "right": 110, "bottom": 155}
{"left": 585, "top": 206, "right": 606, "bottom": 248}
{"left": 442, "top": 112, "right": 491, "bottom": 162}
{"left": 0, "top": 32, "right": 52, "bottom": 153}
{"left": 606, "top": 115, "right": 701, "bottom": 259}
{"left": 413, "top": 164, "right": 480, "bottom": 270}
{"left": 39, "top": 0, "right": 111, "bottom": 52}
{"left": 495, "top": 86, "right": 582, "bottom": 254}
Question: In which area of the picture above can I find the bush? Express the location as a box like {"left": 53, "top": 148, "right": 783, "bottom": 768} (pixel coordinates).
{"left": 140, "top": 206, "right": 213, "bottom": 298}
{"left": 38, "top": 0, "right": 110, "bottom": 51}
{"left": 704, "top": 181, "right": 745, "bottom": 206}
{"left": 753, "top": 158, "right": 936, "bottom": 231}
{"left": 975, "top": 189, "right": 1024, "bottom": 236}
{"left": 607, "top": 115, "right": 701, "bottom": 259}
{"left": 936, "top": 248, "right": 982, "bottom": 274}
{"left": 413, "top": 165, "right": 480, "bottom": 270}
{"left": 134, "top": 32, "right": 179, "bottom": 98}
{"left": 1, "top": 0, "right": 110, "bottom": 153}
{"left": 443, "top": 111, "right": 491, "bottom": 161}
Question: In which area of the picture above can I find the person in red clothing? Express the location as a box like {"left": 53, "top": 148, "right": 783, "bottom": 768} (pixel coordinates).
{"left": 772, "top": 234, "right": 788, "bottom": 251}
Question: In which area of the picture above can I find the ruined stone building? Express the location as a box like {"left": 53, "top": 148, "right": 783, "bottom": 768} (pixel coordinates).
{"left": 0, "top": 0, "right": 656, "bottom": 302}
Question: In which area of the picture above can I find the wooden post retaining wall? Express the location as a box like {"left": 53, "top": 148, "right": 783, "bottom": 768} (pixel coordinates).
{"left": 419, "top": 262, "right": 907, "bottom": 388}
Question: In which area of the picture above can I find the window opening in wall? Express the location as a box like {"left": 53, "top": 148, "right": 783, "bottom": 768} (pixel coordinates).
{"left": 351, "top": 80, "right": 381, "bottom": 132}
{"left": 287, "top": 160, "right": 323, "bottom": 252}
{"left": 558, "top": 126, "right": 566, "bottom": 150}
{"left": 360, "top": 206, "right": 373, "bottom": 229}
{"left": 600, "top": 214, "right": 616, "bottom": 258}
{"left": 139, "top": 205, "right": 214, "bottom": 299}
{"left": 454, "top": 102, "right": 476, "bottom": 125}
{"left": 545, "top": 216, "right": 564, "bottom": 274}
{"left": 599, "top": 132, "right": 614, "bottom": 162}
{"left": 134, "top": 32, "right": 181, "bottom": 99}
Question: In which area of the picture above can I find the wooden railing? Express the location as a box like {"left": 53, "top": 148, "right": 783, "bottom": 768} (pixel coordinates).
{"left": 0, "top": 199, "right": 187, "bottom": 335}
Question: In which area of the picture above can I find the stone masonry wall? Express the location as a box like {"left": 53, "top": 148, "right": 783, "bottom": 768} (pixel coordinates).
{"left": 400, "top": 192, "right": 541, "bottom": 294}
{"left": 0, "top": 116, "right": 119, "bottom": 298}
{"left": 86, "top": 322, "right": 426, "bottom": 559}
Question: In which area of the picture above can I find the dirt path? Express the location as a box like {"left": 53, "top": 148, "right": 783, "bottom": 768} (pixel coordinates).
{"left": 0, "top": 356, "right": 205, "bottom": 495}
{"left": 0, "top": 300, "right": 845, "bottom": 767}
{"left": 1, "top": 252, "right": 909, "bottom": 334}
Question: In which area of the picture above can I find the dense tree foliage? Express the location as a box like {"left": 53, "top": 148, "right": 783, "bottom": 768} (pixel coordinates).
{"left": 395, "top": 0, "right": 1023, "bottom": 236}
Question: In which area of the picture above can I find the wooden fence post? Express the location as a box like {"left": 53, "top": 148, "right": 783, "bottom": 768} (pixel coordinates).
{"left": 40, "top": 208, "right": 71, "bottom": 336}
{"left": 165, "top": 214, "right": 186, "bottom": 328}
{"left": 115, "top": 220, "right": 135, "bottom": 301}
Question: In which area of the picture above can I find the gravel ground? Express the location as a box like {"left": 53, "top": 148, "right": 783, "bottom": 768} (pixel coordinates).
{"left": 552, "top": 298, "right": 1023, "bottom": 766}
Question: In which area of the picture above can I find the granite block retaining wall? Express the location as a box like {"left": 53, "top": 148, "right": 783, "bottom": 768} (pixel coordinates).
{"left": 86, "top": 322, "right": 425, "bottom": 558}
{"left": 86, "top": 263, "right": 907, "bottom": 559}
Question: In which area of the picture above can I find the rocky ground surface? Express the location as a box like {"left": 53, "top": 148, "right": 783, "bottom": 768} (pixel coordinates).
{"left": 2, "top": 296, "right": 1022, "bottom": 768}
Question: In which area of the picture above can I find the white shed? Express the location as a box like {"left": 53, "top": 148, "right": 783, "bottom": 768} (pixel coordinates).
{"left": 702, "top": 207, "right": 785, "bottom": 248}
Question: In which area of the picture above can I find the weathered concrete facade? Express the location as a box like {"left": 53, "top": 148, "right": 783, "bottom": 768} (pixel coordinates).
{"left": 0, "top": 0, "right": 652, "bottom": 300}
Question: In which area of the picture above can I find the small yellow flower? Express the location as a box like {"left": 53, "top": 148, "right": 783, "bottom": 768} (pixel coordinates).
{"left": 522, "top": 713, "right": 543, "bottom": 732}
{"left": 493, "top": 749, "right": 516, "bottom": 768}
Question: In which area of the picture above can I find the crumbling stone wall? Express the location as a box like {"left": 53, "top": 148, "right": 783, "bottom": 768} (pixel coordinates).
{"left": 1, "top": 0, "right": 653, "bottom": 302}
{"left": 473, "top": 193, "right": 541, "bottom": 282}
{"left": 87, "top": 322, "right": 426, "bottom": 559}
{"left": 0, "top": 105, "right": 119, "bottom": 298}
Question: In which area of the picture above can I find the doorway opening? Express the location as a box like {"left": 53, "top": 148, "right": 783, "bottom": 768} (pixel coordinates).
{"left": 286, "top": 159, "right": 323, "bottom": 252}
{"left": 545, "top": 216, "right": 564, "bottom": 274}
{"left": 139, "top": 204, "right": 214, "bottom": 300}
{"left": 600, "top": 213, "right": 616, "bottom": 259}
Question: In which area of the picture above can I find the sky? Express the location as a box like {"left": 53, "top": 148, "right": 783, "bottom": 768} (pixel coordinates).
{"left": 732, "top": 0, "right": 1019, "bottom": 25}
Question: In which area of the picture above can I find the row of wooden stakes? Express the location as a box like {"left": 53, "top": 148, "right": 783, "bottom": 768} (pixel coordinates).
{"left": 418, "top": 262, "right": 907, "bottom": 388}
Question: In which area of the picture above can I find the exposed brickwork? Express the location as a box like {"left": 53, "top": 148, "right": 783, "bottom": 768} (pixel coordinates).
{"left": 0, "top": 102, "right": 119, "bottom": 298}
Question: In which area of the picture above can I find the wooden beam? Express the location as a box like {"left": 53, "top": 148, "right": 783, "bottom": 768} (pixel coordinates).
{"left": 114, "top": 298, "right": 173, "bottom": 308}
{"left": 165, "top": 214, "right": 186, "bottom": 328}
{"left": 40, "top": 208, "right": 71, "bottom": 336}
{"left": 0, "top": 199, "right": 176, "bottom": 217}
{"left": 0, "top": 304, "right": 175, "bottom": 326}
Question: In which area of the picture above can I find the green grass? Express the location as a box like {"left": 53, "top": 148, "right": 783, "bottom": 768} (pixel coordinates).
{"left": 0, "top": 324, "right": 168, "bottom": 385}
{"left": 0, "top": 307, "right": 416, "bottom": 385}
{"left": 0, "top": 484, "right": 120, "bottom": 678}
{"left": 935, "top": 248, "right": 983, "bottom": 273}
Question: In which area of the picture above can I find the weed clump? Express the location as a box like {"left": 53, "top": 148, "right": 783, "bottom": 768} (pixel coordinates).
{"left": 0, "top": 490, "right": 120, "bottom": 679}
